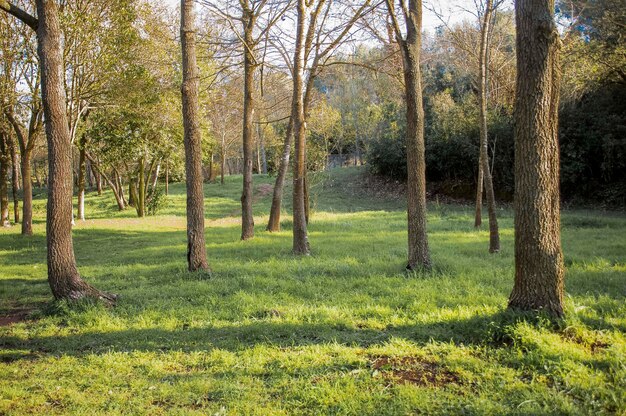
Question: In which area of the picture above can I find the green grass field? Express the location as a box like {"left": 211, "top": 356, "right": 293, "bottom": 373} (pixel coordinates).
{"left": 1, "top": 167, "right": 625, "bottom": 415}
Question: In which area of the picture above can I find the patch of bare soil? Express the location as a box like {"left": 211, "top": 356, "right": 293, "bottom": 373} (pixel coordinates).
{"left": 370, "top": 355, "right": 461, "bottom": 387}
{"left": 0, "top": 308, "right": 33, "bottom": 326}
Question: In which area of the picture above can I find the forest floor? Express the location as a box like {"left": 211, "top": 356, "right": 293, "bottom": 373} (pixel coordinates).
{"left": 1, "top": 167, "right": 625, "bottom": 415}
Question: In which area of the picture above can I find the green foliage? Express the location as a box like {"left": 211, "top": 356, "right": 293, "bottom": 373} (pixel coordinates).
{"left": 1, "top": 167, "right": 624, "bottom": 414}
{"left": 146, "top": 187, "right": 168, "bottom": 216}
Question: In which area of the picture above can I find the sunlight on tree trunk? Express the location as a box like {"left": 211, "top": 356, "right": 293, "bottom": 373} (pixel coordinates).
{"left": 508, "top": 0, "right": 564, "bottom": 317}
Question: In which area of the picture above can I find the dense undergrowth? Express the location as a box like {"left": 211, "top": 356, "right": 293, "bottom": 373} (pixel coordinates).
{"left": 1, "top": 167, "right": 624, "bottom": 415}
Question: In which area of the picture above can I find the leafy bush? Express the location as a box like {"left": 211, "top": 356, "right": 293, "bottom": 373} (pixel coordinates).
{"left": 146, "top": 187, "right": 168, "bottom": 215}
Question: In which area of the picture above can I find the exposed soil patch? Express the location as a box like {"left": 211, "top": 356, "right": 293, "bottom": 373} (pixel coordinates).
{"left": 0, "top": 308, "right": 33, "bottom": 326}
{"left": 370, "top": 355, "right": 461, "bottom": 387}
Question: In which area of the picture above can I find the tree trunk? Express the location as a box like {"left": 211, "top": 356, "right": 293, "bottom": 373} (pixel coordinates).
{"left": 0, "top": 132, "right": 9, "bottom": 227}
{"left": 165, "top": 160, "right": 169, "bottom": 195}
{"left": 94, "top": 159, "right": 102, "bottom": 195}
{"left": 267, "top": 114, "right": 294, "bottom": 232}
{"left": 128, "top": 176, "right": 136, "bottom": 207}
{"left": 77, "top": 134, "right": 86, "bottom": 221}
{"left": 220, "top": 134, "right": 226, "bottom": 185}
{"left": 20, "top": 151, "right": 33, "bottom": 235}
{"left": 33, "top": 0, "right": 113, "bottom": 302}
{"left": 137, "top": 158, "right": 145, "bottom": 217}
{"left": 474, "top": 165, "right": 483, "bottom": 227}
{"left": 181, "top": 0, "right": 209, "bottom": 272}
{"left": 478, "top": 0, "right": 500, "bottom": 253}
{"left": 508, "top": 0, "right": 564, "bottom": 317}
{"left": 292, "top": 0, "right": 309, "bottom": 255}
{"left": 240, "top": 8, "right": 256, "bottom": 241}
{"left": 151, "top": 161, "right": 160, "bottom": 193}
{"left": 9, "top": 134, "right": 20, "bottom": 223}
{"left": 400, "top": 0, "right": 431, "bottom": 270}
{"left": 87, "top": 156, "right": 125, "bottom": 210}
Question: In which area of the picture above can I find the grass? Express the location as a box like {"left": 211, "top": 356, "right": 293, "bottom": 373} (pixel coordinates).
{"left": 0, "top": 166, "right": 625, "bottom": 415}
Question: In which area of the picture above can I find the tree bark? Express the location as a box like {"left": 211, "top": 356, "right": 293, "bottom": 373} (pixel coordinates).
{"left": 33, "top": 0, "right": 113, "bottom": 302}
{"left": 478, "top": 0, "right": 500, "bottom": 253}
{"left": 508, "top": 0, "right": 564, "bottom": 317}
{"left": 390, "top": 0, "right": 431, "bottom": 270}
{"left": 240, "top": 6, "right": 256, "bottom": 241}
{"left": 292, "top": 0, "right": 309, "bottom": 255}
{"left": 181, "top": 0, "right": 209, "bottom": 271}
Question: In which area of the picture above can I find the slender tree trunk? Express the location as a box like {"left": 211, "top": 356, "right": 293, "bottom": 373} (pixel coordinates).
{"left": 267, "top": 114, "right": 295, "bottom": 232}
{"left": 20, "top": 151, "right": 33, "bottom": 235}
{"left": 137, "top": 158, "right": 145, "bottom": 217}
{"left": 151, "top": 161, "right": 160, "bottom": 192}
{"left": 165, "top": 160, "right": 169, "bottom": 195}
{"left": 474, "top": 165, "right": 483, "bottom": 227}
{"left": 267, "top": 114, "right": 294, "bottom": 232}
{"left": 181, "top": 0, "right": 209, "bottom": 271}
{"left": 220, "top": 134, "right": 226, "bottom": 185}
{"left": 478, "top": 0, "right": 500, "bottom": 252}
{"left": 292, "top": 0, "right": 309, "bottom": 255}
{"left": 399, "top": 0, "right": 431, "bottom": 270}
{"left": 9, "top": 135, "right": 20, "bottom": 223}
{"left": 32, "top": 0, "right": 113, "bottom": 302}
{"left": 240, "top": 9, "right": 256, "bottom": 240}
{"left": 94, "top": 159, "right": 102, "bottom": 195}
{"left": 508, "top": 0, "right": 564, "bottom": 317}
{"left": 87, "top": 157, "right": 125, "bottom": 210}
{"left": 77, "top": 135, "right": 86, "bottom": 221}
{"left": 0, "top": 132, "right": 9, "bottom": 227}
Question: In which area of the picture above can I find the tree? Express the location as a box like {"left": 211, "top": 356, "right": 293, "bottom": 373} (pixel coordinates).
{"left": 508, "top": 0, "right": 564, "bottom": 317}
{"left": 199, "top": 0, "right": 290, "bottom": 240}
{"left": 476, "top": 0, "right": 500, "bottom": 252}
{"left": 1, "top": 0, "right": 114, "bottom": 302}
{"left": 267, "top": 0, "right": 372, "bottom": 235}
{"left": 385, "top": 0, "right": 431, "bottom": 270}
{"left": 181, "top": 0, "right": 210, "bottom": 272}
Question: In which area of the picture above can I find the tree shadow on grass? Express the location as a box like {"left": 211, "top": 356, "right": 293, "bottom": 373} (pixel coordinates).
{"left": 0, "top": 310, "right": 523, "bottom": 362}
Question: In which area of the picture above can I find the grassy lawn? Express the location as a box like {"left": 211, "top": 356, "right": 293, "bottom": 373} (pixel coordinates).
{"left": 0, "top": 167, "right": 625, "bottom": 415}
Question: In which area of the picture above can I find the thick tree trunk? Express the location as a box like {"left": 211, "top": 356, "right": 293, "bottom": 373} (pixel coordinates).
{"left": 292, "top": 0, "right": 309, "bottom": 255}
{"left": 137, "top": 158, "right": 145, "bottom": 217}
{"left": 77, "top": 135, "right": 86, "bottom": 221}
{"left": 34, "top": 0, "right": 113, "bottom": 302}
{"left": 478, "top": 0, "right": 500, "bottom": 253}
{"left": 240, "top": 9, "right": 256, "bottom": 241}
{"left": 400, "top": 0, "right": 431, "bottom": 270}
{"left": 181, "top": 0, "right": 209, "bottom": 272}
{"left": 267, "top": 114, "right": 294, "bottom": 232}
{"left": 508, "top": 0, "right": 564, "bottom": 317}
{"left": 20, "top": 151, "right": 33, "bottom": 235}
